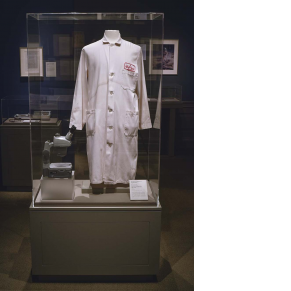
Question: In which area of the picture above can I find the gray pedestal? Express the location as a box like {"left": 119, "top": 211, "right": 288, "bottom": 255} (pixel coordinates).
{"left": 30, "top": 183, "right": 161, "bottom": 277}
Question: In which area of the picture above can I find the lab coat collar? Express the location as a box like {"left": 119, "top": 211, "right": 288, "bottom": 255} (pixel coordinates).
{"left": 102, "top": 33, "right": 122, "bottom": 46}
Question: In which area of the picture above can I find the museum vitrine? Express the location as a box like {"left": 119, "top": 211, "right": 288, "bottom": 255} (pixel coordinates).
{"left": 27, "top": 13, "right": 163, "bottom": 208}
{"left": 28, "top": 13, "right": 163, "bottom": 277}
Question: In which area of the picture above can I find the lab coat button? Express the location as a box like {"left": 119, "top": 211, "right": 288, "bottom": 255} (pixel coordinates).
{"left": 110, "top": 72, "right": 114, "bottom": 76}
{"left": 110, "top": 91, "right": 114, "bottom": 95}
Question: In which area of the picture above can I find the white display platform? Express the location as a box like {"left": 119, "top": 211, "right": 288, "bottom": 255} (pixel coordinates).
{"left": 34, "top": 179, "right": 157, "bottom": 207}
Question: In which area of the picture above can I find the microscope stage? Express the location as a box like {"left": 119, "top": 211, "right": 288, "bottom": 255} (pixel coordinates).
{"left": 48, "top": 163, "right": 72, "bottom": 178}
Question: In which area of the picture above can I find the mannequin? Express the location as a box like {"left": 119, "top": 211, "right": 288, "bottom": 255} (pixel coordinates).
{"left": 104, "top": 30, "right": 121, "bottom": 43}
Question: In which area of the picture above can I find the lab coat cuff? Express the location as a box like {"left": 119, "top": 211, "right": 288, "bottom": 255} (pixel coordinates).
{"left": 139, "top": 121, "right": 152, "bottom": 130}
{"left": 69, "top": 121, "right": 82, "bottom": 130}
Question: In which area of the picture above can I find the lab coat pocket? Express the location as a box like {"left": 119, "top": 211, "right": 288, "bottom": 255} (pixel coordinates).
{"left": 122, "top": 69, "right": 138, "bottom": 88}
{"left": 122, "top": 69, "right": 138, "bottom": 78}
{"left": 121, "top": 84, "right": 136, "bottom": 94}
{"left": 124, "top": 111, "right": 139, "bottom": 137}
{"left": 86, "top": 109, "right": 95, "bottom": 137}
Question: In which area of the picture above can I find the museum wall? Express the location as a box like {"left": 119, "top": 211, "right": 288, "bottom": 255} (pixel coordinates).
{"left": 0, "top": 0, "right": 193, "bottom": 100}
{"left": 0, "top": 0, "right": 193, "bottom": 189}
{"left": 0, "top": 0, "right": 75, "bottom": 101}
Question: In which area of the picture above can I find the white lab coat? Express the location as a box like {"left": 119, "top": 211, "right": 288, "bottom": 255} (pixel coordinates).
{"left": 69, "top": 34, "right": 152, "bottom": 184}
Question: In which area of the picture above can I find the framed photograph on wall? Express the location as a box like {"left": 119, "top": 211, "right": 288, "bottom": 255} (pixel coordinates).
{"left": 149, "top": 39, "right": 179, "bottom": 75}
{"left": 20, "top": 47, "right": 43, "bottom": 77}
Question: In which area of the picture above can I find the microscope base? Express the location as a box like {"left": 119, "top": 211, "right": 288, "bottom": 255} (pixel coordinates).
{"left": 41, "top": 171, "right": 75, "bottom": 200}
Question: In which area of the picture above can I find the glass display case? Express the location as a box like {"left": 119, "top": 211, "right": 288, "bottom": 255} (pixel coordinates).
{"left": 28, "top": 12, "right": 163, "bottom": 277}
{"left": 27, "top": 13, "right": 163, "bottom": 207}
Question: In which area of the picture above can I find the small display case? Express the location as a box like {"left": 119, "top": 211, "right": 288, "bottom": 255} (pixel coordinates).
{"left": 1, "top": 95, "right": 30, "bottom": 125}
{"left": 162, "top": 84, "right": 182, "bottom": 102}
{"left": 1, "top": 95, "right": 60, "bottom": 126}
{"left": 0, "top": 96, "right": 62, "bottom": 188}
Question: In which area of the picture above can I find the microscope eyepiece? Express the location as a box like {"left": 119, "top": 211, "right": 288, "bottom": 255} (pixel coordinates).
{"left": 65, "top": 125, "right": 76, "bottom": 141}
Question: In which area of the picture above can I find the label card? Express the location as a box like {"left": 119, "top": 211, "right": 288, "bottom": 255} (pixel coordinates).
{"left": 129, "top": 180, "right": 148, "bottom": 201}
{"left": 46, "top": 62, "right": 56, "bottom": 77}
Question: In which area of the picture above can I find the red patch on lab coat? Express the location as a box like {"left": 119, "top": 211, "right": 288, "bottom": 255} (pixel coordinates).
{"left": 124, "top": 62, "right": 136, "bottom": 72}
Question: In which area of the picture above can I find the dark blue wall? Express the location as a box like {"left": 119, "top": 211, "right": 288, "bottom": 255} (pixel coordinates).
{"left": 0, "top": 0, "right": 193, "bottom": 102}
{"left": 0, "top": 1, "right": 75, "bottom": 101}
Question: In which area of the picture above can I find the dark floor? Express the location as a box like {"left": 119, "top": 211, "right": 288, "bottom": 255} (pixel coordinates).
{"left": 0, "top": 156, "right": 193, "bottom": 290}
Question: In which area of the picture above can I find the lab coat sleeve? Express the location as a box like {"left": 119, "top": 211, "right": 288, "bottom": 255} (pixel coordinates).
{"left": 136, "top": 48, "right": 152, "bottom": 130}
{"left": 69, "top": 48, "right": 88, "bottom": 130}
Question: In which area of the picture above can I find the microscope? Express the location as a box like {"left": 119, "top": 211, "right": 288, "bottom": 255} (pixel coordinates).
{"left": 42, "top": 125, "right": 76, "bottom": 178}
